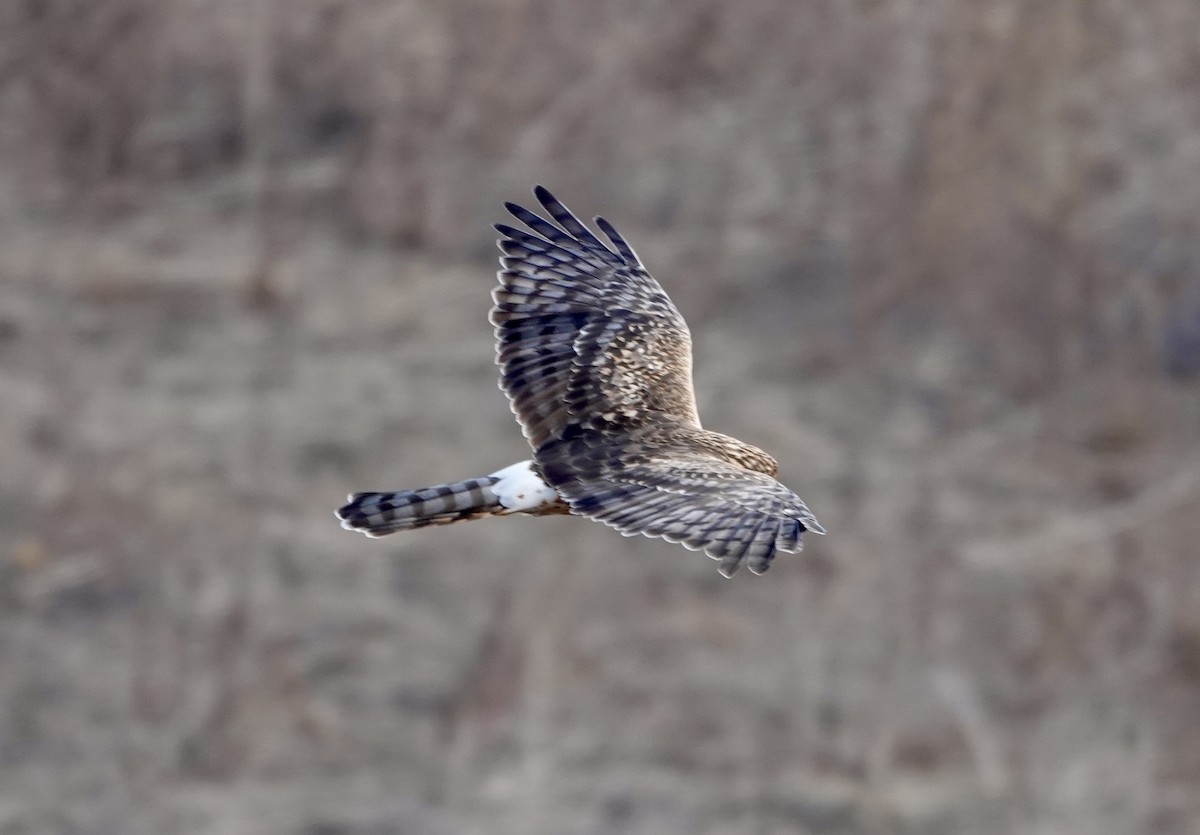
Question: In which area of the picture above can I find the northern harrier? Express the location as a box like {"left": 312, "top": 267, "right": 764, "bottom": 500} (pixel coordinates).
{"left": 337, "top": 186, "right": 824, "bottom": 577}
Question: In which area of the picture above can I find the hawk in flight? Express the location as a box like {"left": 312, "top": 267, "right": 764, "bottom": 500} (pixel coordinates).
{"left": 337, "top": 187, "right": 824, "bottom": 577}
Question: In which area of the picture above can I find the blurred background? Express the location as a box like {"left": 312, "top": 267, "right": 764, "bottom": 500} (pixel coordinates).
{"left": 2, "top": 1, "right": 1199, "bottom": 833}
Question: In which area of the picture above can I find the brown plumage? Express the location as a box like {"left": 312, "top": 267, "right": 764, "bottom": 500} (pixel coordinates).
{"left": 338, "top": 186, "right": 824, "bottom": 577}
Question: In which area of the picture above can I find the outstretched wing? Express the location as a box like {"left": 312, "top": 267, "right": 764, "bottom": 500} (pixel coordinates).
{"left": 490, "top": 186, "right": 701, "bottom": 451}
{"left": 534, "top": 426, "right": 824, "bottom": 577}
{"left": 489, "top": 187, "right": 825, "bottom": 576}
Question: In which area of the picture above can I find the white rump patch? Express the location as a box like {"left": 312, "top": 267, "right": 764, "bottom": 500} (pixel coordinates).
{"left": 489, "top": 460, "right": 560, "bottom": 512}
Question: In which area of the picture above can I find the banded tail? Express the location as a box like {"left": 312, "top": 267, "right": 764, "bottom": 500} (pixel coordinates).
{"left": 336, "top": 460, "right": 567, "bottom": 537}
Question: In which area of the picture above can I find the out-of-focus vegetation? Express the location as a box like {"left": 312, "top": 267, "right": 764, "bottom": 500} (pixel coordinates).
{"left": 1, "top": 2, "right": 1199, "bottom": 833}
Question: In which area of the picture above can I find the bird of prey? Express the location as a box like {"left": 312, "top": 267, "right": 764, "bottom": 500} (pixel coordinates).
{"left": 337, "top": 186, "right": 824, "bottom": 577}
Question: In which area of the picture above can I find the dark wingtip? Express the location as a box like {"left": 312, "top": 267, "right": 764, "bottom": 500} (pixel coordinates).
{"left": 594, "top": 215, "right": 639, "bottom": 264}
{"left": 533, "top": 184, "right": 558, "bottom": 209}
